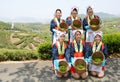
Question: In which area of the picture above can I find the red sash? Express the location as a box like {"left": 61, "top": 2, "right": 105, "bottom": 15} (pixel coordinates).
{"left": 58, "top": 55, "right": 64, "bottom": 59}
{"left": 74, "top": 52, "right": 84, "bottom": 57}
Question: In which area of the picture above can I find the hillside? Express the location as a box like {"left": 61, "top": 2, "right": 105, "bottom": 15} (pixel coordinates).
{"left": 0, "top": 18, "right": 120, "bottom": 50}
{"left": 0, "top": 21, "right": 11, "bottom": 30}
{"left": 79, "top": 12, "right": 118, "bottom": 20}
{"left": 0, "top": 22, "right": 51, "bottom": 50}
{"left": 101, "top": 18, "right": 120, "bottom": 34}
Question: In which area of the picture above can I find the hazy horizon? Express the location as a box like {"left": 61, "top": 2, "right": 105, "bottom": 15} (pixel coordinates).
{"left": 0, "top": 0, "right": 120, "bottom": 23}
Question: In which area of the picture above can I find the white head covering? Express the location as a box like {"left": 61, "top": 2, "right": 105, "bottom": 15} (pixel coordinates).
{"left": 71, "top": 6, "right": 79, "bottom": 12}
{"left": 56, "top": 31, "right": 66, "bottom": 40}
{"left": 72, "top": 30, "right": 83, "bottom": 36}
{"left": 94, "top": 31, "right": 103, "bottom": 38}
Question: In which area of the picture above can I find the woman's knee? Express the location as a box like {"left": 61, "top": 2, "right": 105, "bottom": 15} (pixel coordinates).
{"left": 72, "top": 73, "right": 80, "bottom": 79}
{"left": 98, "top": 71, "right": 104, "bottom": 78}
{"left": 81, "top": 72, "right": 88, "bottom": 79}
{"left": 91, "top": 71, "right": 97, "bottom": 76}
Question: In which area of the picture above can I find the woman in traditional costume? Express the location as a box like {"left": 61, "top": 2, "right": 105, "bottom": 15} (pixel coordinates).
{"left": 69, "top": 30, "right": 88, "bottom": 79}
{"left": 50, "top": 9, "right": 64, "bottom": 45}
{"left": 66, "top": 6, "right": 82, "bottom": 44}
{"left": 83, "top": 6, "right": 102, "bottom": 44}
{"left": 85, "top": 31, "right": 108, "bottom": 78}
{"left": 52, "top": 31, "right": 71, "bottom": 78}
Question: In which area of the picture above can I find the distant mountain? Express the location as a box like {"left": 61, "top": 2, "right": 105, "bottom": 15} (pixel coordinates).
{"left": 0, "top": 17, "right": 50, "bottom": 24}
{"left": 79, "top": 12, "right": 118, "bottom": 20}
{"left": 0, "top": 12, "right": 119, "bottom": 23}
{"left": 95, "top": 12, "right": 118, "bottom": 19}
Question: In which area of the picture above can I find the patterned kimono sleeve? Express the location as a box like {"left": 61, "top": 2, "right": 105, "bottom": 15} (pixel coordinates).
{"left": 52, "top": 44, "right": 58, "bottom": 61}
{"left": 103, "top": 44, "right": 108, "bottom": 59}
{"left": 50, "top": 20, "right": 56, "bottom": 32}
{"left": 66, "top": 17, "right": 72, "bottom": 26}
{"left": 82, "top": 18, "right": 88, "bottom": 31}
{"left": 85, "top": 44, "right": 92, "bottom": 58}
{"left": 65, "top": 44, "right": 71, "bottom": 62}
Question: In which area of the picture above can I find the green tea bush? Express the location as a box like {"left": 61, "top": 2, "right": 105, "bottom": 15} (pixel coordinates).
{"left": 14, "top": 38, "right": 26, "bottom": 45}
{"left": 103, "top": 33, "right": 120, "bottom": 54}
{"left": 38, "top": 42, "right": 52, "bottom": 60}
{"left": 0, "top": 49, "right": 39, "bottom": 61}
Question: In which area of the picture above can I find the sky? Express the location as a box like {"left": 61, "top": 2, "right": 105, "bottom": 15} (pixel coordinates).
{"left": 0, "top": 0, "right": 120, "bottom": 22}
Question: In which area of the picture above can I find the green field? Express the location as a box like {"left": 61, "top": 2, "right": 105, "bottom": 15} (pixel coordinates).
{"left": 0, "top": 22, "right": 51, "bottom": 50}
{"left": 0, "top": 18, "right": 120, "bottom": 50}
{"left": 101, "top": 18, "right": 120, "bottom": 33}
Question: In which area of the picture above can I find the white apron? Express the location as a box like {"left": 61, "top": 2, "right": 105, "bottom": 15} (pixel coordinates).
{"left": 86, "top": 29, "right": 96, "bottom": 42}
{"left": 89, "top": 62, "right": 103, "bottom": 72}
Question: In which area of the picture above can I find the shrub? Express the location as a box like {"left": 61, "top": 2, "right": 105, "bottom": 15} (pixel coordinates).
{"left": 103, "top": 33, "right": 120, "bottom": 54}
{"left": 38, "top": 42, "right": 52, "bottom": 60}
{"left": 0, "top": 49, "right": 39, "bottom": 61}
{"left": 14, "top": 38, "right": 26, "bottom": 45}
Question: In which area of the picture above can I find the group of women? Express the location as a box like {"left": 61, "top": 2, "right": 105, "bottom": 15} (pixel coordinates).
{"left": 50, "top": 6, "right": 108, "bottom": 79}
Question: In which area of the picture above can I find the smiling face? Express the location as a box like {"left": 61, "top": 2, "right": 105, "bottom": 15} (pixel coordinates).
{"left": 71, "top": 9, "right": 78, "bottom": 18}
{"left": 58, "top": 34, "right": 65, "bottom": 43}
{"left": 94, "top": 34, "right": 102, "bottom": 43}
{"left": 87, "top": 7, "right": 93, "bottom": 16}
{"left": 75, "top": 31, "right": 82, "bottom": 42}
{"left": 55, "top": 9, "right": 62, "bottom": 19}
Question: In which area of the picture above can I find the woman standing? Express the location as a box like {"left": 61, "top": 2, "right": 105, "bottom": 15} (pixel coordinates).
{"left": 83, "top": 6, "right": 102, "bottom": 44}
{"left": 50, "top": 9, "right": 64, "bottom": 45}
{"left": 66, "top": 7, "right": 82, "bottom": 44}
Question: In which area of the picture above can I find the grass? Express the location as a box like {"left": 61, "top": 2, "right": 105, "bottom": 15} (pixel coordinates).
{"left": 0, "top": 30, "right": 16, "bottom": 49}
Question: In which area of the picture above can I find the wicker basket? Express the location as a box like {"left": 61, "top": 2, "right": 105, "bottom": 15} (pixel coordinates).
{"left": 72, "top": 20, "right": 82, "bottom": 30}
{"left": 57, "top": 61, "right": 69, "bottom": 75}
{"left": 90, "top": 18, "right": 100, "bottom": 31}
{"left": 92, "top": 52, "right": 105, "bottom": 66}
{"left": 59, "top": 22, "right": 68, "bottom": 31}
{"left": 74, "top": 59, "right": 87, "bottom": 74}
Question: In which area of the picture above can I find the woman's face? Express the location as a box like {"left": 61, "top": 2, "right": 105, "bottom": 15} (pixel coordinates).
{"left": 94, "top": 35, "right": 101, "bottom": 43}
{"left": 55, "top": 11, "right": 62, "bottom": 19}
{"left": 87, "top": 7, "right": 93, "bottom": 16}
{"left": 75, "top": 31, "right": 82, "bottom": 41}
{"left": 71, "top": 10, "right": 78, "bottom": 18}
{"left": 59, "top": 34, "right": 65, "bottom": 43}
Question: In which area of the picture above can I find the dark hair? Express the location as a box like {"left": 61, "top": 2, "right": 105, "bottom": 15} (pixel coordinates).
{"left": 55, "top": 9, "right": 62, "bottom": 13}
{"left": 95, "top": 34, "right": 102, "bottom": 38}
{"left": 87, "top": 6, "right": 92, "bottom": 13}
{"left": 75, "top": 31, "right": 81, "bottom": 35}
{"left": 73, "top": 8, "right": 78, "bottom": 12}
{"left": 71, "top": 8, "right": 78, "bottom": 14}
